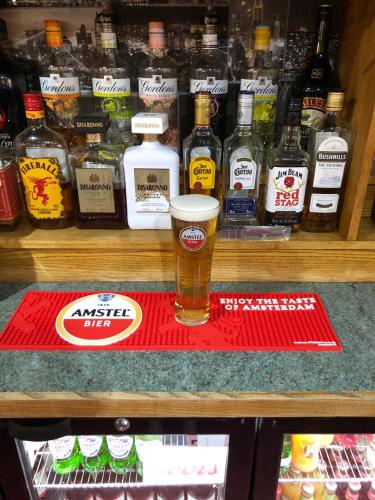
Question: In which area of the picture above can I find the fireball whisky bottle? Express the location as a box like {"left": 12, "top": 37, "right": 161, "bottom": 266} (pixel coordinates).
{"left": 265, "top": 98, "right": 309, "bottom": 232}
{"left": 14, "top": 93, "right": 73, "bottom": 229}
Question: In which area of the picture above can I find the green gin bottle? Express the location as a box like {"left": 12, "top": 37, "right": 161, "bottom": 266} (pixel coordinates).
{"left": 78, "top": 435, "right": 107, "bottom": 473}
{"left": 48, "top": 436, "right": 80, "bottom": 475}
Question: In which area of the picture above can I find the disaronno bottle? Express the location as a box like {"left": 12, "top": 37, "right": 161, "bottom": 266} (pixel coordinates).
{"left": 14, "top": 93, "right": 73, "bottom": 229}
{"left": 138, "top": 22, "right": 178, "bottom": 149}
{"left": 69, "top": 113, "right": 126, "bottom": 229}
{"left": 304, "top": 91, "right": 352, "bottom": 232}
{"left": 265, "top": 98, "right": 309, "bottom": 232}
{"left": 183, "top": 92, "right": 222, "bottom": 198}
{"left": 123, "top": 113, "right": 179, "bottom": 229}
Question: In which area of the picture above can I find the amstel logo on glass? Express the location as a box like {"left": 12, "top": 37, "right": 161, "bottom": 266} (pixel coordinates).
{"left": 180, "top": 227, "right": 206, "bottom": 252}
{"left": 55, "top": 293, "right": 142, "bottom": 346}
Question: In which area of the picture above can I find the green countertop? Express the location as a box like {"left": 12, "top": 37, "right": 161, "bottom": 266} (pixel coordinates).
{"left": 0, "top": 282, "right": 374, "bottom": 394}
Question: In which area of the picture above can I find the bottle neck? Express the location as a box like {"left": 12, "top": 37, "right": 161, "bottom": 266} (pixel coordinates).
{"left": 149, "top": 47, "right": 166, "bottom": 58}
{"left": 143, "top": 134, "right": 159, "bottom": 143}
{"left": 280, "top": 125, "right": 301, "bottom": 150}
{"left": 27, "top": 117, "right": 45, "bottom": 128}
{"left": 315, "top": 15, "right": 330, "bottom": 55}
{"left": 325, "top": 109, "right": 342, "bottom": 126}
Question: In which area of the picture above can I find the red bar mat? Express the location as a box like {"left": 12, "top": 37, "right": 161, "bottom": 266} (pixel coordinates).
{"left": 0, "top": 291, "right": 341, "bottom": 351}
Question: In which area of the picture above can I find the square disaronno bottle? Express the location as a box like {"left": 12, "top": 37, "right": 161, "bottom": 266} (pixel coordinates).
{"left": 69, "top": 113, "right": 126, "bottom": 229}
{"left": 123, "top": 113, "right": 179, "bottom": 229}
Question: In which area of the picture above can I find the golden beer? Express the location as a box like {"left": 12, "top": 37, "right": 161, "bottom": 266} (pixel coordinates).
{"left": 170, "top": 194, "right": 220, "bottom": 326}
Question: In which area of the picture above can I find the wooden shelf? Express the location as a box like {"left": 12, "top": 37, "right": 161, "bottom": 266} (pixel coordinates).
{"left": 1, "top": 219, "right": 375, "bottom": 282}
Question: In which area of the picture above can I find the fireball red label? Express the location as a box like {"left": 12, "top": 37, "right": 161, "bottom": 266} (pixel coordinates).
{"left": 55, "top": 293, "right": 143, "bottom": 346}
{"left": 179, "top": 226, "right": 206, "bottom": 251}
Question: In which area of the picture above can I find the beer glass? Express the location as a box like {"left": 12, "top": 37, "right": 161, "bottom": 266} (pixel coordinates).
{"left": 170, "top": 194, "right": 220, "bottom": 326}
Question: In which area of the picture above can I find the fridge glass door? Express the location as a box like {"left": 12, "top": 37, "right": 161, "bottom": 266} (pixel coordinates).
{"left": 16, "top": 434, "right": 229, "bottom": 500}
{"left": 276, "top": 433, "right": 375, "bottom": 499}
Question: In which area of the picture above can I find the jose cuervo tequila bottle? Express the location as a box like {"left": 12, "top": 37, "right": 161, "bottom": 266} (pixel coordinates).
{"left": 265, "top": 98, "right": 309, "bottom": 232}
{"left": 138, "top": 22, "right": 178, "bottom": 149}
{"left": 222, "top": 91, "right": 263, "bottom": 225}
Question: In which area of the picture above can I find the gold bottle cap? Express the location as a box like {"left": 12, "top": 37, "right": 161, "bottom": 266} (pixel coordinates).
{"left": 195, "top": 92, "right": 211, "bottom": 127}
{"left": 254, "top": 25, "right": 271, "bottom": 50}
{"left": 326, "top": 91, "right": 345, "bottom": 111}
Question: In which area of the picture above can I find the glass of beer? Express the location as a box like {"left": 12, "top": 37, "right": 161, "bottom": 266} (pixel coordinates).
{"left": 170, "top": 194, "right": 220, "bottom": 326}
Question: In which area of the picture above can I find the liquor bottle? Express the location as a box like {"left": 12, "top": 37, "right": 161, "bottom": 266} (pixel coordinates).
{"left": 240, "top": 25, "right": 279, "bottom": 165}
{"left": 124, "top": 113, "right": 179, "bottom": 229}
{"left": 39, "top": 20, "right": 81, "bottom": 143}
{"left": 304, "top": 91, "right": 353, "bottom": 232}
{"left": 183, "top": 92, "right": 222, "bottom": 198}
{"left": 14, "top": 93, "right": 73, "bottom": 229}
{"left": 0, "top": 148, "right": 23, "bottom": 231}
{"left": 190, "top": 23, "right": 228, "bottom": 141}
{"left": 265, "top": 98, "right": 309, "bottom": 232}
{"left": 221, "top": 91, "right": 263, "bottom": 226}
{"left": 323, "top": 482, "right": 337, "bottom": 500}
{"left": 344, "top": 482, "right": 361, "bottom": 499}
{"left": 78, "top": 435, "right": 107, "bottom": 473}
{"left": 106, "top": 435, "right": 137, "bottom": 474}
{"left": 298, "top": 4, "right": 338, "bottom": 151}
{"left": 138, "top": 22, "right": 178, "bottom": 150}
{"left": 281, "top": 467, "right": 303, "bottom": 499}
{"left": 48, "top": 436, "right": 80, "bottom": 475}
{"left": 69, "top": 113, "right": 126, "bottom": 229}
{"left": 92, "top": 26, "right": 132, "bottom": 150}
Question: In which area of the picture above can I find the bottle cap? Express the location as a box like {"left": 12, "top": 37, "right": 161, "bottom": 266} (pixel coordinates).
{"left": 301, "top": 483, "right": 314, "bottom": 497}
{"left": 23, "top": 93, "right": 45, "bottom": 119}
{"left": 44, "top": 19, "right": 63, "bottom": 47}
{"left": 74, "top": 113, "right": 109, "bottom": 134}
{"left": 348, "top": 482, "right": 361, "bottom": 492}
{"left": 131, "top": 112, "right": 168, "bottom": 135}
{"left": 237, "top": 91, "right": 254, "bottom": 126}
{"left": 326, "top": 91, "right": 345, "bottom": 111}
{"left": 325, "top": 482, "right": 337, "bottom": 494}
{"left": 149, "top": 21, "right": 165, "bottom": 49}
{"left": 254, "top": 25, "right": 271, "bottom": 50}
{"left": 194, "top": 92, "right": 211, "bottom": 127}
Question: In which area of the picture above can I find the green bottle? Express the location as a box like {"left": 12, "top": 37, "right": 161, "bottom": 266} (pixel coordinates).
{"left": 48, "top": 436, "right": 80, "bottom": 475}
{"left": 135, "top": 435, "right": 163, "bottom": 477}
{"left": 106, "top": 435, "right": 137, "bottom": 474}
{"left": 78, "top": 435, "right": 107, "bottom": 473}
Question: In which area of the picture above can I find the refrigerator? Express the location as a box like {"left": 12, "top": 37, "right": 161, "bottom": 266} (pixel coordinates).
{"left": 252, "top": 417, "right": 375, "bottom": 500}
{"left": 0, "top": 417, "right": 256, "bottom": 500}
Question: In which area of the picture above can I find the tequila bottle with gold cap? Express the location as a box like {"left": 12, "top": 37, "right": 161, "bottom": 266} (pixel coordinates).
{"left": 304, "top": 90, "right": 353, "bottom": 232}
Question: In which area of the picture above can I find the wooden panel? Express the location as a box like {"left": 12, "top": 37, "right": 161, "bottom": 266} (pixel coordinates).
{"left": 363, "top": 183, "right": 375, "bottom": 217}
{"left": 338, "top": 0, "right": 375, "bottom": 240}
{"left": 358, "top": 217, "right": 375, "bottom": 241}
{"left": 0, "top": 392, "right": 374, "bottom": 418}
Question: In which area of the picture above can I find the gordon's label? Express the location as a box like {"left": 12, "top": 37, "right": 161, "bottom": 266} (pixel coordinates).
{"left": 55, "top": 293, "right": 143, "bottom": 346}
{"left": 49, "top": 437, "right": 75, "bottom": 460}
{"left": 78, "top": 436, "right": 103, "bottom": 458}
{"left": 92, "top": 76, "right": 131, "bottom": 97}
{"left": 230, "top": 150, "right": 257, "bottom": 190}
{"left": 265, "top": 166, "right": 308, "bottom": 216}
{"left": 190, "top": 77, "right": 228, "bottom": 95}
{"left": 76, "top": 168, "right": 115, "bottom": 214}
{"left": 134, "top": 168, "right": 170, "bottom": 213}
{"left": 18, "top": 157, "right": 64, "bottom": 219}
{"left": 309, "top": 193, "right": 339, "bottom": 213}
{"left": 189, "top": 157, "right": 216, "bottom": 190}
{"left": 179, "top": 226, "right": 206, "bottom": 251}
{"left": 107, "top": 435, "right": 133, "bottom": 459}
{"left": 240, "top": 77, "right": 277, "bottom": 121}
{"left": 40, "top": 75, "right": 80, "bottom": 98}
{"left": 138, "top": 76, "right": 177, "bottom": 100}
{"left": 313, "top": 135, "right": 348, "bottom": 188}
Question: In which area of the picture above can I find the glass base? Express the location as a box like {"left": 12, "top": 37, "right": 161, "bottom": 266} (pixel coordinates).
{"left": 174, "top": 302, "right": 209, "bottom": 327}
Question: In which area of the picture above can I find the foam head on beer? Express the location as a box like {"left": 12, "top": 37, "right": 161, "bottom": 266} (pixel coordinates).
{"left": 170, "top": 194, "right": 220, "bottom": 222}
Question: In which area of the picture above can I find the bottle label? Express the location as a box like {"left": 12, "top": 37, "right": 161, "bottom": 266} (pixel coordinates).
{"left": 138, "top": 76, "right": 177, "bottom": 100}
{"left": 134, "top": 168, "right": 170, "bottom": 213}
{"left": 189, "top": 156, "right": 216, "bottom": 190}
{"left": 76, "top": 167, "right": 115, "bottom": 214}
{"left": 49, "top": 437, "right": 75, "bottom": 460}
{"left": 180, "top": 226, "right": 206, "bottom": 251}
{"left": 18, "top": 157, "right": 65, "bottom": 219}
{"left": 106, "top": 435, "right": 133, "bottom": 459}
{"left": 309, "top": 193, "right": 339, "bottom": 213}
{"left": 301, "top": 97, "right": 326, "bottom": 130}
{"left": 101, "top": 32, "right": 117, "bottom": 49}
{"left": 40, "top": 75, "right": 80, "bottom": 98}
{"left": 313, "top": 136, "right": 348, "bottom": 188}
{"left": 0, "top": 162, "right": 22, "bottom": 221}
{"left": 202, "top": 33, "right": 218, "bottom": 48}
{"left": 230, "top": 153, "right": 257, "bottom": 190}
{"left": 240, "top": 78, "right": 277, "bottom": 121}
{"left": 0, "top": 109, "right": 13, "bottom": 149}
{"left": 224, "top": 198, "right": 257, "bottom": 216}
{"left": 190, "top": 77, "right": 228, "bottom": 96}
{"left": 78, "top": 436, "right": 103, "bottom": 458}
{"left": 265, "top": 166, "right": 308, "bottom": 222}
{"left": 92, "top": 76, "right": 131, "bottom": 97}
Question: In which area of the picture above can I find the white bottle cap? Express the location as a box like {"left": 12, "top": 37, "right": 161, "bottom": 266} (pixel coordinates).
{"left": 170, "top": 194, "right": 220, "bottom": 222}
{"left": 131, "top": 113, "right": 168, "bottom": 134}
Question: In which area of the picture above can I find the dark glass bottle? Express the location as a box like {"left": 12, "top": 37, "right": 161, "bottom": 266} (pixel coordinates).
{"left": 298, "top": 4, "right": 338, "bottom": 151}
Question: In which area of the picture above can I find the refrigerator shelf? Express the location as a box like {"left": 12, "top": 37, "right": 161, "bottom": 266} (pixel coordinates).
{"left": 279, "top": 445, "right": 375, "bottom": 483}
